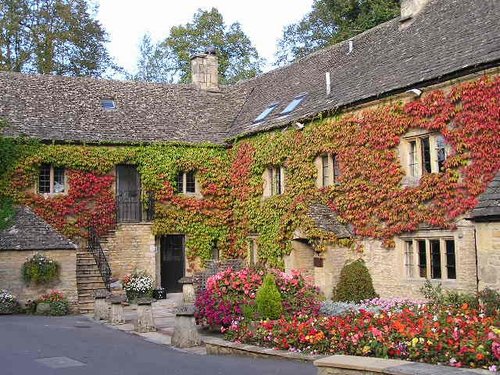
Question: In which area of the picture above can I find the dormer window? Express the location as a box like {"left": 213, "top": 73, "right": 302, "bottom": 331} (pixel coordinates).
{"left": 280, "top": 94, "right": 306, "bottom": 116}
{"left": 176, "top": 171, "right": 198, "bottom": 194}
{"left": 253, "top": 102, "right": 279, "bottom": 123}
{"left": 39, "top": 164, "right": 65, "bottom": 194}
{"left": 101, "top": 99, "right": 116, "bottom": 110}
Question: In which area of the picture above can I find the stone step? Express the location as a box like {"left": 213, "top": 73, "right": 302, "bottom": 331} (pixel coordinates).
{"left": 77, "top": 276, "right": 104, "bottom": 283}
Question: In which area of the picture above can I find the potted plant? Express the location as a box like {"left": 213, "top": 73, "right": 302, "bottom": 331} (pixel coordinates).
{"left": 122, "top": 270, "right": 154, "bottom": 303}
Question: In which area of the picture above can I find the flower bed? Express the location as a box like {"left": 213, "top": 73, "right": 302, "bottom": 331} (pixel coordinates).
{"left": 36, "top": 290, "right": 70, "bottom": 316}
{"left": 122, "top": 270, "right": 154, "bottom": 302}
{"left": 0, "top": 289, "right": 20, "bottom": 314}
{"left": 195, "top": 267, "right": 322, "bottom": 328}
{"left": 225, "top": 303, "right": 499, "bottom": 370}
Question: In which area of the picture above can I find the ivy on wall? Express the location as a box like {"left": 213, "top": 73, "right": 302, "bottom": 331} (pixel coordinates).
{"left": 0, "top": 75, "right": 498, "bottom": 269}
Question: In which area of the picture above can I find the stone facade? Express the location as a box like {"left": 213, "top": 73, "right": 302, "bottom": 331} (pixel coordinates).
{"left": 475, "top": 222, "right": 500, "bottom": 291}
{"left": 103, "top": 223, "right": 156, "bottom": 282}
{"left": 190, "top": 53, "right": 219, "bottom": 91}
{"left": 0, "top": 249, "right": 77, "bottom": 305}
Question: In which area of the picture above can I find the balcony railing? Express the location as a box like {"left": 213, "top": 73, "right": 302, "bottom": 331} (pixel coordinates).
{"left": 116, "top": 191, "right": 155, "bottom": 223}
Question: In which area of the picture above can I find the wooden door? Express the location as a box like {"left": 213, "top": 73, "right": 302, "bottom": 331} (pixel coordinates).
{"left": 116, "top": 165, "right": 141, "bottom": 222}
{"left": 160, "top": 235, "right": 185, "bottom": 292}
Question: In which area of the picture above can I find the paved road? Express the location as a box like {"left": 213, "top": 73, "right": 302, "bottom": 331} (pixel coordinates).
{"left": 0, "top": 315, "right": 316, "bottom": 375}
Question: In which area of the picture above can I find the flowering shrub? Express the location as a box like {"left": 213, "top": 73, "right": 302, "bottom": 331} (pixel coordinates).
{"left": 195, "top": 267, "right": 322, "bottom": 328}
{"left": 0, "top": 289, "right": 20, "bottom": 314}
{"left": 37, "top": 290, "right": 69, "bottom": 316}
{"left": 122, "top": 270, "right": 154, "bottom": 302}
{"left": 21, "top": 253, "right": 59, "bottom": 285}
{"left": 226, "top": 304, "right": 500, "bottom": 370}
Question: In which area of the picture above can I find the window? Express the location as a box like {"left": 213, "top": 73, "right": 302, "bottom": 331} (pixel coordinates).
{"left": 38, "top": 164, "right": 65, "bottom": 194}
{"left": 263, "top": 166, "right": 285, "bottom": 197}
{"left": 404, "top": 237, "right": 456, "bottom": 280}
{"left": 317, "top": 154, "right": 341, "bottom": 187}
{"left": 401, "top": 132, "right": 449, "bottom": 180}
{"left": 280, "top": 94, "right": 307, "bottom": 116}
{"left": 101, "top": 99, "right": 116, "bottom": 110}
{"left": 176, "top": 171, "right": 198, "bottom": 194}
{"left": 253, "top": 103, "right": 279, "bottom": 123}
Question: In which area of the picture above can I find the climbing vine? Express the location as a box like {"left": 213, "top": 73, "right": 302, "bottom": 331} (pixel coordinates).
{"left": 0, "top": 75, "right": 498, "bottom": 269}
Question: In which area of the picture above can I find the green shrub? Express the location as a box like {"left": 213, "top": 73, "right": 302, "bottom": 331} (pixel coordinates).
{"left": 478, "top": 288, "right": 500, "bottom": 316}
{"left": 36, "top": 290, "right": 70, "bottom": 316}
{"left": 22, "top": 253, "right": 60, "bottom": 285}
{"left": 333, "top": 259, "right": 378, "bottom": 303}
{"left": 255, "top": 273, "right": 283, "bottom": 320}
{"left": 0, "top": 290, "right": 20, "bottom": 314}
{"left": 419, "top": 280, "right": 480, "bottom": 309}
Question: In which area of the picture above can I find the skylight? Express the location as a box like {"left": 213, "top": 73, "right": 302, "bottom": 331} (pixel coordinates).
{"left": 280, "top": 94, "right": 307, "bottom": 116}
{"left": 253, "top": 102, "right": 279, "bottom": 123}
{"left": 101, "top": 99, "right": 116, "bottom": 110}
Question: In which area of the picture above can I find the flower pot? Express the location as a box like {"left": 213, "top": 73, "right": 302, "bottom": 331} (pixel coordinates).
{"left": 153, "top": 288, "right": 167, "bottom": 300}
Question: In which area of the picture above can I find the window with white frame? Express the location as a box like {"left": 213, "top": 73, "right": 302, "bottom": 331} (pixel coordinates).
{"left": 401, "top": 132, "right": 449, "bottom": 180}
{"left": 38, "top": 164, "right": 65, "bottom": 194}
{"left": 317, "top": 153, "right": 341, "bottom": 187}
{"left": 263, "top": 166, "right": 285, "bottom": 197}
{"left": 176, "top": 171, "right": 197, "bottom": 194}
{"left": 404, "top": 237, "right": 456, "bottom": 280}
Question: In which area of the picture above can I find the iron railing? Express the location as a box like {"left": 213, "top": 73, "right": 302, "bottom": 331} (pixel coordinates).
{"left": 116, "top": 191, "right": 155, "bottom": 223}
{"left": 87, "top": 227, "right": 112, "bottom": 291}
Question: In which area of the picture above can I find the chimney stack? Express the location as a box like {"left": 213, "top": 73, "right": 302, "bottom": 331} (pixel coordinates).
{"left": 190, "top": 47, "right": 219, "bottom": 91}
{"left": 400, "top": 0, "right": 430, "bottom": 22}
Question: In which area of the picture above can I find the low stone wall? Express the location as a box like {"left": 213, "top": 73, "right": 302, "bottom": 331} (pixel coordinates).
{"left": 0, "top": 249, "right": 77, "bottom": 305}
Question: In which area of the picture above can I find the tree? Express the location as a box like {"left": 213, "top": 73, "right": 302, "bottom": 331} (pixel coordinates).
{"left": 132, "top": 33, "right": 177, "bottom": 83}
{"left": 133, "top": 8, "right": 263, "bottom": 85}
{"left": 275, "top": 0, "right": 400, "bottom": 66}
{"left": 0, "top": 0, "right": 112, "bottom": 76}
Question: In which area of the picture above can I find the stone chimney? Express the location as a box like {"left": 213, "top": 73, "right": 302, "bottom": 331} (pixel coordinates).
{"left": 400, "top": 0, "right": 431, "bottom": 21}
{"left": 190, "top": 47, "right": 219, "bottom": 91}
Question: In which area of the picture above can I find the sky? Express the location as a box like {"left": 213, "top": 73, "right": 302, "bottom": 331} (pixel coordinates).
{"left": 96, "top": 0, "right": 314, "bottom": 74}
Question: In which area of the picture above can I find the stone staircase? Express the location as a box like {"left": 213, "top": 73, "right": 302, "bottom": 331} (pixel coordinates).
{"left": 76, "top": 250, "right": 107, "bottom": 314}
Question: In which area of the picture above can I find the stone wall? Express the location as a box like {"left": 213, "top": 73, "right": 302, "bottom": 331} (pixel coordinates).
{"left": 475, "top": 221, "right": 500, "bottom": 291}
{"left": 0, "top": 249, "right": 77, "bottom": 305}
{"left": 285, "top": 218, "right": 480, "bottom": 300}
{"left": 103, "top": 223, "right": 156, "bottom": 283}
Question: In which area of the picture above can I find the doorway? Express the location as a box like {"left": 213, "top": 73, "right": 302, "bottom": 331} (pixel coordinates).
{"left": 160, "top": 235, "right": 185, "bottom": 292}
{"left": 116, "top": 165, "right": 141, "bottom": 222}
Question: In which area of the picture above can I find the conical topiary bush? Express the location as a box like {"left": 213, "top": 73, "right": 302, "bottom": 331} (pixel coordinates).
{"left": 333, "top": 259, "right": 378, "bottom": 302}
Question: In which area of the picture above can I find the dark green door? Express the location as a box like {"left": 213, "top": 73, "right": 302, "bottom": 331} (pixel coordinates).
{"left": 160, "top": 235, "right": 185, "bottom": 292}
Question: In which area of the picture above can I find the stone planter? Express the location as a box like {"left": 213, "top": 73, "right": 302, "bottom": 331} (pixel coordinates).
{"left": 36, "top": 302, "right": 51, "bottom": 315}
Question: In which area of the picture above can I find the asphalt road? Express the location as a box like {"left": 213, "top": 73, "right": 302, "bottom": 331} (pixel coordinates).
{"left": 0, "top": 315, "right": 316, "bottom": 375}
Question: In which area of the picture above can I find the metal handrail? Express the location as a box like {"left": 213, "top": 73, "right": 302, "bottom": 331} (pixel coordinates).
{"left": 87, "top": 227, "right": 112, "bottom": 291}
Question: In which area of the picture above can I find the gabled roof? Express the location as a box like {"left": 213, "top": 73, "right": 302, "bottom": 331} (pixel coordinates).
{"left": 0, "top": 0, "right": 499, "bottom": 144}
{"left": 308, "top": 203, "right": 353, "bottom": 239}
{"left": 470, "top": 173, "right": 500, "bottom": 221}
{"left": 0, "top": 206, "right": 76, "bottom": 250}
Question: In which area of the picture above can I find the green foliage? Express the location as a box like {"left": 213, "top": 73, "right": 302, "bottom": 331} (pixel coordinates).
{"left": 133, "top": 8, "right": 263, "bottom": 84}
{"left": 0, "top": 197, "right": 14, "bottom": 230}
{"left": 478, "top": 288, "right": 500, "bottom": 316}
{"left": 276, "top": 0, "right": 400, "bottom": 65}
{"left": 0, "top": 0, "right": 112, "bottom": 76}
{"left": 36, "top": 290, "right": 69, "bottom": 316}
{"left": 255, "top": 273, "right": 283, "bottom": 320}
{"left": 0, "top": 289, "right": 20, "bottom": 314}
{"left": 333, "top": 259, "right": 378, "bottom": 302}
{"left": 21, "top": 253, "right": 60, "bottom": 285}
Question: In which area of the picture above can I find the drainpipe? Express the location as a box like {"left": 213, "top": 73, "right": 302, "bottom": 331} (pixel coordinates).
{"left": 473, "top": 228, "right": 480, "bottom": 294}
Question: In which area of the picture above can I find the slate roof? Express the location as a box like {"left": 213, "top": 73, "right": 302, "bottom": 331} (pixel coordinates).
{"left": 227, "top": 0, "right": 500, "bottom": 138}
{"left": 470, "top": 173, "right": 500, "bottom": 221}
{"left": 0, "top": 73, "right": 246, "bottom": 145}
{"left": 0, "top": 0, "right": 498, "bottom": 145}
{"left": 0, "top": 206, "right": 77, "bottom": 250}
{"left": 308, "top": 203, "right": 353, "bottom": 239}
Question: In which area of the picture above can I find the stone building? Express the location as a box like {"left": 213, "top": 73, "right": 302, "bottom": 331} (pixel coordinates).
{"left": 0, "top": 0, "right": 499, "bottom": 311}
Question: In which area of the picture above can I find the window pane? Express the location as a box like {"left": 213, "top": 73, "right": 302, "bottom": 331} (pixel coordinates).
{"left": 333, "top": 154, "right": 341, "bottom": 183}
{"left": 276, "top": 167, "right": 282, "bottom": 195}
{"left": 436, "top": 135, "right": 447, "bottom": 172}
{"left": 421, "top": 137, "right": 432, "bottom": 173}
{"left": 39, "top": 164, "right": 51, "bottom": 193}
{"left": 430, "top": 240, "right": 441, "bottom": 279}
{"left": 405, "top": 240, "right": 414, "bottom": 278}
{"left": 53, "top": 167, "right": 65, "bottom": 193}
{"left": 418, "top": 240, "right": 427, "bottom": 278}
{"left": 176, "top": 172, "right": 184, "bottom": 193}
{"left": 322, "top": 155, "right": 329, "bottom": 187}
{"left": 186, "top": 171, "right": 196, "bottom": 193}
{"left": 254, "top": 103, "right": 278, "bottom": 123}
{"left": 409, "top": 141, "right": 417, "bottom": 177}
{"left": 446, "top": 239, "right": 456, "bottom": 279}
{"left": 280, "top": 95, "right": 306, "bottom": 115}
